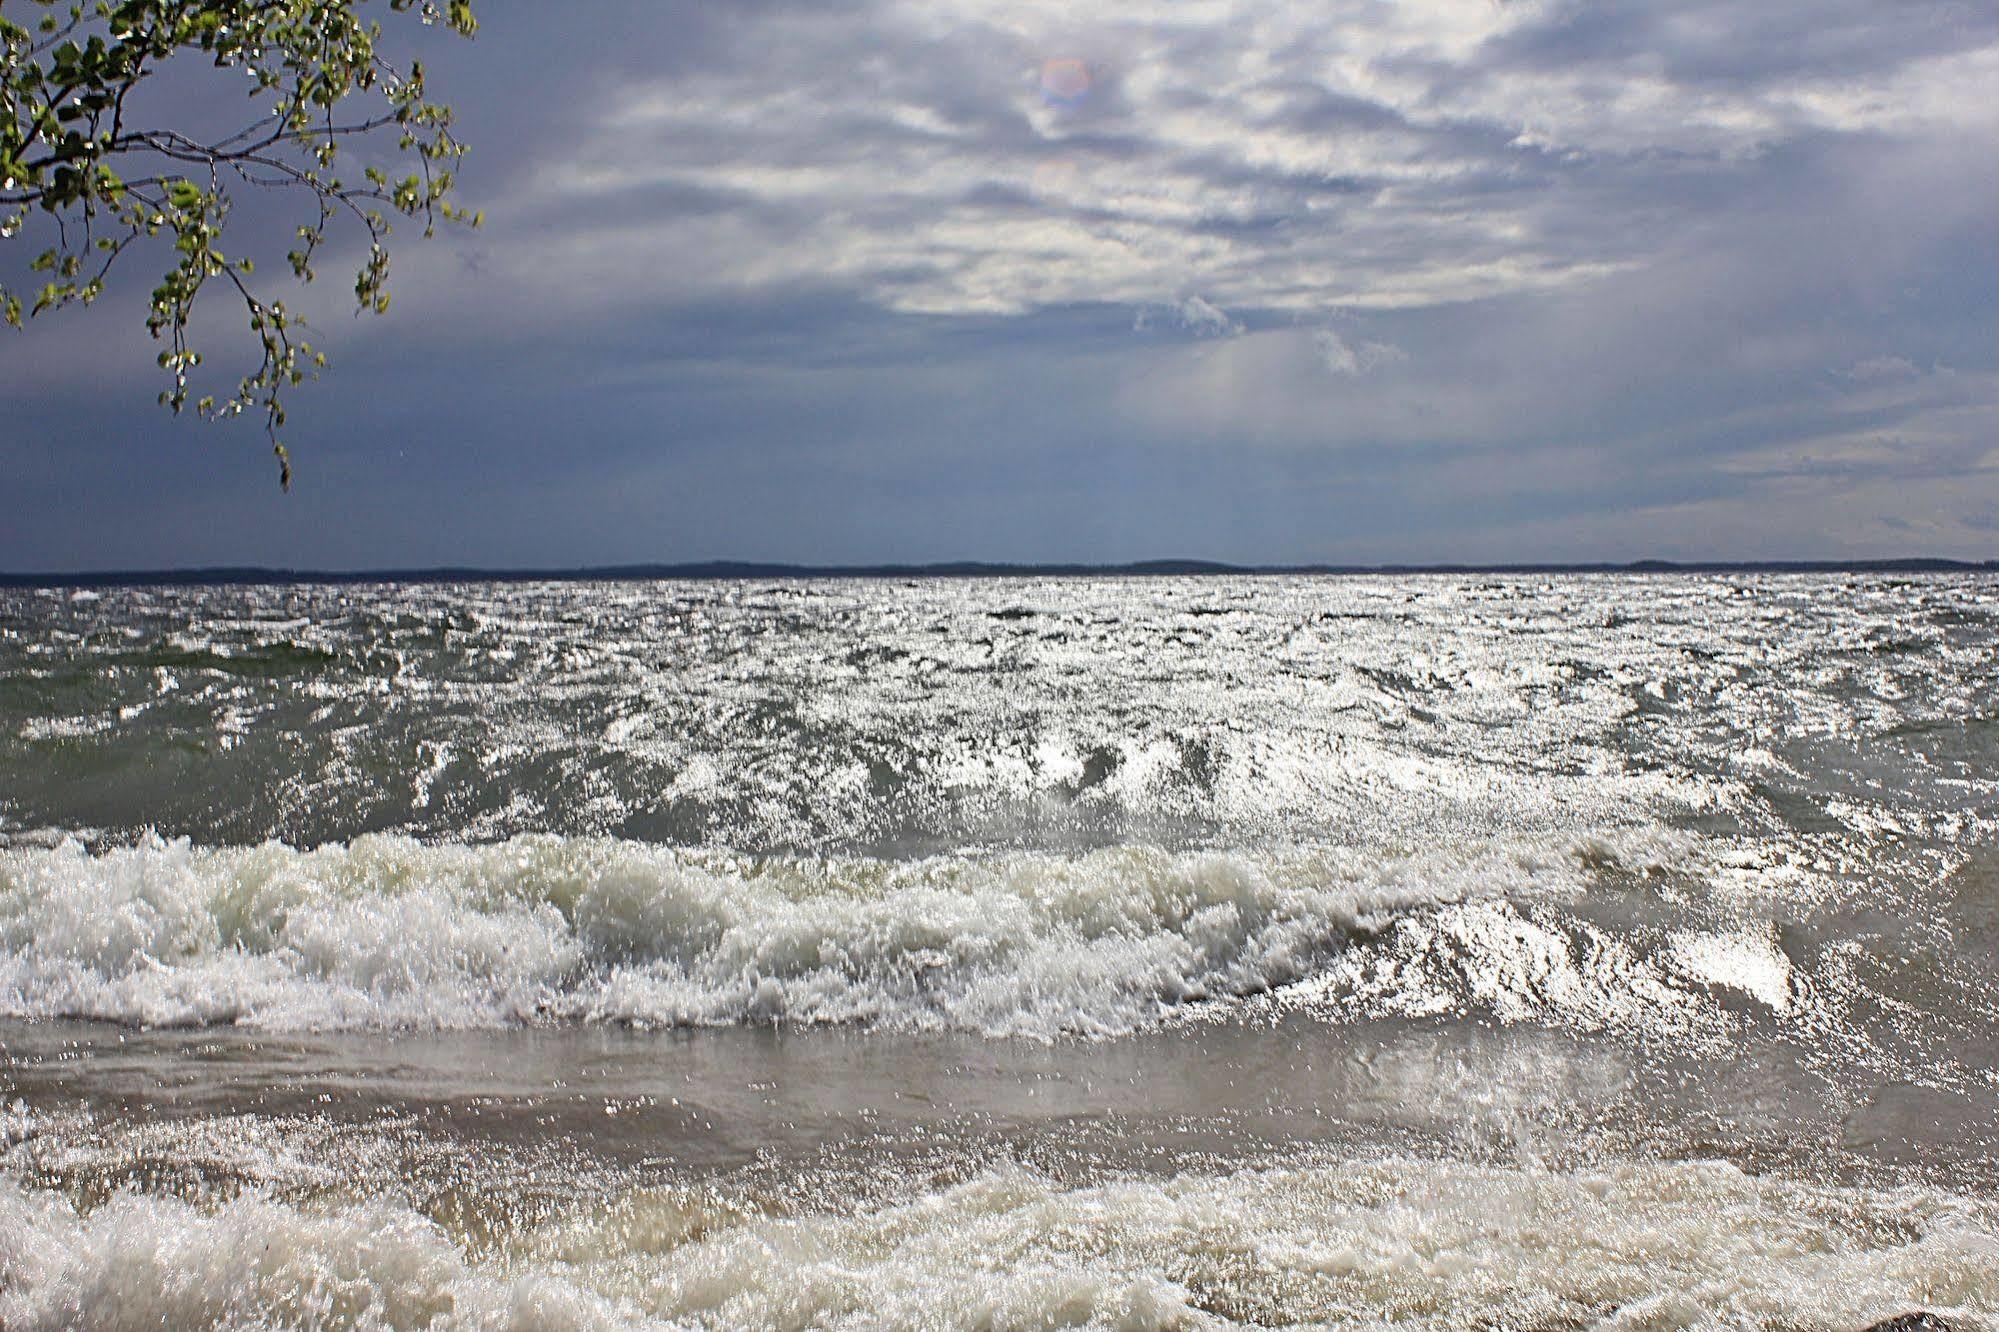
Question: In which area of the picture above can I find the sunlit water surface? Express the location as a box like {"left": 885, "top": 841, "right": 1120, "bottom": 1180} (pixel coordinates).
{"left": 2, "top": 576, "right": 1997, "bottom": 1328}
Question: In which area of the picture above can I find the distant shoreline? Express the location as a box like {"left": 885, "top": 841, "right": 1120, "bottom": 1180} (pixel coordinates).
{"left": 2, "top": 557, "right": 1995, "bottom": 588}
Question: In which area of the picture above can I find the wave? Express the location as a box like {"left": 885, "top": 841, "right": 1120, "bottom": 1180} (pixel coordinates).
{"left": 0, "top": 831, "right": 1746, "bottom": 1037}
{"left": 15, "top": 575, "right": 1997, "bottom": 857}
{"left": 2, "top": 1154, "right": 1994, "bottom": 1330}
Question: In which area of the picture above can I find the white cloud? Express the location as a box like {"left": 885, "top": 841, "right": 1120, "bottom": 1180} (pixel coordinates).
{"left": 1135, "top": 295, "right": 1243, "bottom": 338}
{"left": 1314, "top": 330, "right": 1407, "bottom": 377}
{"left": 1842, "top": 356, "right": 1924, "bottom": 383}
{"left": 453, "top": 0, "right": 1998, "bottom": 325}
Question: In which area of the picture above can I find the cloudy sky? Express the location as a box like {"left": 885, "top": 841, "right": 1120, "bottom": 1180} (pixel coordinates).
{"left": 4, "top": 0, "right": 1998, "bottom": 570}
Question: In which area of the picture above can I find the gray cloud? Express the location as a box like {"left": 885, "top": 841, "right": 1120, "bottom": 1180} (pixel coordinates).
{"left": 431, "top": 0, "right": 1994, "bottom": 321}
{"left": 3, "top": 0, "right": 1996, "bottom": 568}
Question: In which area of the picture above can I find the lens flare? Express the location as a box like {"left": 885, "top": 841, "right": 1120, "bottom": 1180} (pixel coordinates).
{"left": 1039, "top": 57, "right": 1093, "bottom": 106}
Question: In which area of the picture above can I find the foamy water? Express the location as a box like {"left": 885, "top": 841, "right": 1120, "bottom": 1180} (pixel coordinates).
{"left": 4, "top": 1142, "right": 1996, "bottom": 1331}
{"left": 3, "top": 575, "right": 1997, "bottom": 1327}
{"left": 2, "top": 829, "right": 1704, "bottom": 1037}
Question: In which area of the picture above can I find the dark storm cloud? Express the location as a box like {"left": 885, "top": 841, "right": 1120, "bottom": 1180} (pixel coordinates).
{"left": 1482, "top": 0, "right": 1999, "bottom": 87}
{"left": 3, "top": 0, "right": 1996, "bottom": 568}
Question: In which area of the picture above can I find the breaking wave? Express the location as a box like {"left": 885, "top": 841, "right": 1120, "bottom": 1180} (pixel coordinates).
{"left": 2, "top": 1153, "right": 1995, "bottom": 1330}
{"left": 0, "top": 829, "right": 1744, "bottom": 1038}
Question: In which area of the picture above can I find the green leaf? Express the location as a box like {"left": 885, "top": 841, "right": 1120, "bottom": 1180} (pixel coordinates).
{"left": 5, "top": 0, "right": 479, "bottom": 487}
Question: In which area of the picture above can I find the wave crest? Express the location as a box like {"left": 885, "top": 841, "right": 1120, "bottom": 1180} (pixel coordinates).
{"left": 0, "top": 831, "right": 1695, "bottom": 1036}
{"left": 3, "top": 1157, "right": 1994, "bottom": 1330}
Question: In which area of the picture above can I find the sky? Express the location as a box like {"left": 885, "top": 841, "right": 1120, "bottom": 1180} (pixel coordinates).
{"left": 4, "top": 0, "right": 1998, "bottom": 571}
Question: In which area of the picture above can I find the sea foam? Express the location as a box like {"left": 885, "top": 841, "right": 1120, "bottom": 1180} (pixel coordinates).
{"left": 0, "top": 830, "right": 1705, "bottom": 1037}
{"left": 2, "top": 1155, "right": 1995, "bottom": 1330}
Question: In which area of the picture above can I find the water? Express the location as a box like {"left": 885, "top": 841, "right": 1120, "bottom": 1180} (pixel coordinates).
{"left": 2, "top": 575, "right": 1997, "bottom": 1328}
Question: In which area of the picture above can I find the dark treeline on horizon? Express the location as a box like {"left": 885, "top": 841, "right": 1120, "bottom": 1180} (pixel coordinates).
{"left": 2, "top": 558, "right": 1996, "bottom": 588}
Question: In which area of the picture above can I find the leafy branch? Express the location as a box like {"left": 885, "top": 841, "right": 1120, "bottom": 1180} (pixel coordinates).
{"left": 1, "top": 0, "right": 479, "bottom": 487}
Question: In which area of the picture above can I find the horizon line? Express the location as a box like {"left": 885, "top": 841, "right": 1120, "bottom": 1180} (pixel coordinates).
{"left": 3, "top": 556, "right": 1996, "bottom": 588}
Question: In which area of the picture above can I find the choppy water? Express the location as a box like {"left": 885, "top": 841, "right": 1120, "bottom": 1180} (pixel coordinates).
{"left": 2, "top": 575, "right": 1997, "bottom": 1329}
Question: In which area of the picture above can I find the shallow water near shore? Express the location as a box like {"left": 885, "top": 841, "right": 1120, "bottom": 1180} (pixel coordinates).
{"left": 6, "top": 1013, "right": 1998, "bottom": 1330}
{"left": 4, "top": 574, "right": 1999, "bottom": 1327}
